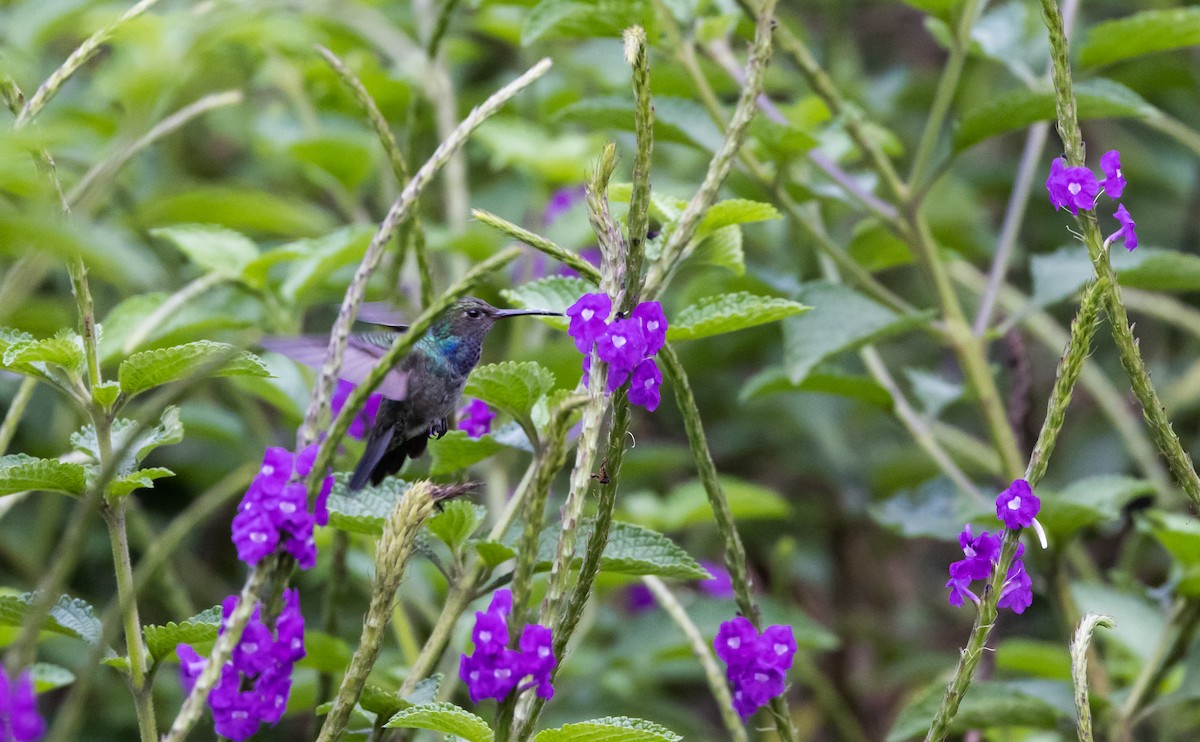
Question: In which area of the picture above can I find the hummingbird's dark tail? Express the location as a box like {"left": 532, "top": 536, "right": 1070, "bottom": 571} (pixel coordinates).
{"left": 348, "top": 428, "right": 434, "bottom": 490}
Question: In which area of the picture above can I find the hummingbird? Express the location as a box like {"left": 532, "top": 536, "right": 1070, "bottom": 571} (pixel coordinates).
{"left": 262, "top": 298, "right": 560, "bottom": 490}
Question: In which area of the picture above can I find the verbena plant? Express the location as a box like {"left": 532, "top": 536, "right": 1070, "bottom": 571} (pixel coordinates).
{"left": 2, "top": 0, "right": 1200, "bottom": 740}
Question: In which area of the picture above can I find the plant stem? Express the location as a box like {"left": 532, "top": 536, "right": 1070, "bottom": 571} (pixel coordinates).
{"left": 1114, "top": 599, "right": 1200, "bottom": 740}
{"left": 471, "top": 209, "right": 602, "bottom": 283}
{"left": 643, "top": 577, "right": 747, "bottom": 742}
{"left": 102, "top": 500, "right": 157, "bottom": 742}
{"left": 0, "top": 377, "right": 37, "bottom": 455}
{"left": 396, "top": 577, "right": 473, "bottom": 698}
{"left": 1071, "top": 613, "right": 1114, "bottom": 742}
{"left": 623, "top": 25, "right": 653, "bottom": 302}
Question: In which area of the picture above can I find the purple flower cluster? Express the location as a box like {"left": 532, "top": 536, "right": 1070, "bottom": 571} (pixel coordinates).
{"left": 945, "top": 479, "right": 1040, "bottom": 614}
{"left": 0, "top": 669, "right": 45, "bottom": 742}
{"left": 714, "top": 617, "right": 796, "bottom": 721}
{"left": 458, "top": 590, "right": 555, "bottom": 704}
{"left": 565, "top": 293, "right": 667, "bottom": 411}
{"left": 177, "top": 590, "right": 305, "bottom": 740}
{"left": 698, "top": 560, "right": 735, "bottom": 599}
{"left": 231, "top": 446, "right": 333, "bottom": 570}
{"left": 331, "top": 379, "right": 382, "bottom": 440}
{"left": 1046, "top": 150, "right": 1138, "bottom": 251}
{"left": 458, "top": 398, "right": 495, "bottom": 439}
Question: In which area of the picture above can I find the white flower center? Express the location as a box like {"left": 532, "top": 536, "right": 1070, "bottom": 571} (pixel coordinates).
{"left": 728, "top": 637, "right": 741, "bottom": 649}
{"left": 479, "top": 631, "right": 491, "bottom": 643}
{"left": 1007, "top": 497, "right": 1021, "bottom": 511}
{"left": 644, "top": 378, "right": 653, "bottom": 388}
{"left": 539, "top": 647, "right": 550, "bottom": 657}
{"left": 774, "top": 643, "right": 787, "bottom": 655}
{"left": 279, "top": 502, "right": 296, "bottom": 514}
{"left": 612, "top": 336, "right": 626, "bottom": 349}
{"left": 581, "top": 309, "right": 594, "bottom": 321}
{"left": 1116, "top": 168, "right": 1123, "bottom": 178}
{"left": 262, "top": 465, "right": 274, "bottom": 476}
{"left": 647, "top": 321, "right": 659, "bottom": 331}
{"left": 1068, "top": 183, "right": 1081, "bottom": 196}
{"left": 251, "top": 532, "right": 268, "bottom": 544}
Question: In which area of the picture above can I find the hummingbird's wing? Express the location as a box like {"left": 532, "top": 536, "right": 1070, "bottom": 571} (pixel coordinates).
{"left": 357, "top": 302, "right": 410, "bottom": 329}
{"left": 260, "top": 335, "right": 409, "bottom": 399}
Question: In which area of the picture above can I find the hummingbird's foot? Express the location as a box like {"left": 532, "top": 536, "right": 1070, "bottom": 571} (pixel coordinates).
{"left": 429, "top": 418, "right": 449, "bottom": 438}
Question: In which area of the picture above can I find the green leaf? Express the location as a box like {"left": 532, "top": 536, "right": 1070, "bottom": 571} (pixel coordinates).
{"left": 108, "top": 467, "right": 175, "bottom": 497}
{"left": 150, "top": 224, "right": 259, "bottom": 281}
{"left": 1031, "top": 246, "right": 1200, "bottom": 307}
{"left": 465, "top": 362, "right": 556, "bottom": 424}
{"left": 1079, "top": 8, "right": 1200, "bottom": 68}
{"left": 29, "top": 662, "right": 75, "bottom": 693}
{"left": 954, "top": 79, "right": 1159, "bottom": 151}
{"left": 870, "top": 478, "right": 973, "bottom": 541}
{"left": 552, "top": 521, "right": 710, "bottom": 579}
{"left": 995, "top": 639, "right": 1072, "bottom": 681}
{"left": 783, "top": 282, "right": 934, "bottom": 385}
{"left": 740, "top": 367, "right": 893, "bottom": 409}
{"left": 143, "top": 606, "right": 221, "bottom": 662}
{"left": 1141, "top": 511, "right": 1200, "bottom": 596}
{"left": 326, "top": 475, "right": 410, "bottom": 535}
{"left": 428, "top": 430, "right": 506, "bottom": 476}
{"left": 659, "top": 477, "right": 791, "bottom": 531}
{"left": 689, "top": 225, "right": 744, "bottom": 275}
{"left": 1071, "top": 582, "right": 1164, "bottom": 663}
{"left": 72, "top": 407, "right": 185, "bottom": 473}
{"left": 501, "top": 276, "right": 593, "bottom": 330}
{"left": 0, "top": 454, "right": 88, "bottom": 497}
{"left": 136, "top": 186, "right": 335, "bottom": 238}
{"left": 847, "top": 218, "right": 913, "bottom": 271}
{"left": 887, "top": 679, "right": 1067, "bottom": 741}
{"left": 668, "top": 292, "right": 809, "bottom": 343}
{"left": 522, "top": 0, "right": 650, "bottom": 45}
{"left": 473, "top": 117, "right": 598, "bottom": 183}
{"left": 534, "top": 716, "right": 682, "bottom": 742}
{"left": 2, "top": 331, "right": 85, "bottom": 380}
{"left": 118, "top": 340, "right": 270, "bottom": 397}
{"left": 1038, "top": 476, "right": 1155, "bottom": 540}
{"left": 555, "top": 96, "right": 724, "bottom": 153}
{"left": 427, "top": 501, "right": 486, "bottom": 551}
{"left": 384, "top": 702, "right": 493, "bottom": 741}
{"left": 0, "top": 594, "right": 104, "bottom": 647}
{"left": 694, "top": 199, "right": 781, "bottom": 241}
{"left": 279, "top": 225, "right": 375, "bottom": 305}
{"left": 91, "top": 380, "right": 121, "bottom": 409}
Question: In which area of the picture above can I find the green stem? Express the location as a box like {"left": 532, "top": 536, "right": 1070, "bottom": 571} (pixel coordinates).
{"left": 0, "top": 377, "right": 37, "bottom": 455}
{"left": 658, "top": 344, "right": 797, "bottom": 741}
{"left": 1114, "top": 599, "right": 1200, "bottom": 740}
{"left": 907, "top": 0, "right": 986, "bottom": 191}
{"left": 396, "top": 577, "right": 473, "bottom": 698}
{"left": 471, "top": 209, "right": 602, "bottom": 284}
{"left": 643, "top": 577, "right": 747, "bottom": 742}
{"left": 1071, "top": 613, "right": 1114, "bottom": 742}
{"left": 623, "top": 25, "right": 653, "bottom": 305}
{"left": 102, "top": 500, "right": 157, "bottom": 742}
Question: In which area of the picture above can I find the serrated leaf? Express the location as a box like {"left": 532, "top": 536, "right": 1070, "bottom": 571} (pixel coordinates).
{"left": 501, "top": 276, "right": 592, "bottom": 330}
{"left": 428, "top": 430, "right": 505, "bottom": 476}
{"left": 1079, "top": 8, "right": 1200, "bottom": 68}
{"left": 522, "top": 0, "right": 650, "bottom": 45}
{"left": 73, "top": 407, "right": 185, "bottom": 473}
{"left": 326, "top": 474, "right": 411, "bottom": 535}
{"left": 783, "top": 282, "right": 934, "bottom": 385}
{"left": 668, "top": 292, "right": 808, "bottom": 342}
{"left": 427, "top": 501, "right": 485, "bottom": 550}
{"left": 536, "top": 521, "right": 710, "bottom": 579}
{"left": 2, "top": 331, "right": 85, "bottom": 379}
{"left": 689, "top": 225, "right": 744, "bottom": 275}
{"left": 118, "top": 340, "right": 270, "bottom": 397}
{"left": 954, "top": 79, "right": 1159, "bottom": 151}
{"left": 143, "top": 606, "right": 222, "bottom": 662}
{"left": 280, "top": 225, "right": 374, "bottom": 305}
{"left": 91, "top": 380, "right": 121, "bottom": 408}
{"left": 384, "top": 702, "right": 493, "bottom": 741}
{"left": 694, "top": 199, "right": 781, "bottom": 241}
{"left": 108, "top": 467, "right": 175, "bottom": 497}
{"left": 0, "top": 454, "right": 88, "bottom": 497}
{"left": 534, "top": 716, "right": 682, "bottom": 742}
{"left": 151, "top": 224, "right": 260, "bottom": 281}
{"left": 0, "top": 594, "right": 104, "bottom": 647}
{"left": 465, "top": 362, "right": 556, "bottom": 423}
{"left": 475, "top": 540, "right": 516, "bottom": 568}
{"left": 402, "top": 674, "right": 443, "bottom": 707}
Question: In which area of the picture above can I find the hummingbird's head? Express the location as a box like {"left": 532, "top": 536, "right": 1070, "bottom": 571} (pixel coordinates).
{"left": 437, "top": 298, "right": 560, "bottom": 342}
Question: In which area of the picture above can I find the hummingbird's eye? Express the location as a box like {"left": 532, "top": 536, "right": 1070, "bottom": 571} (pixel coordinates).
{"left": 466, "top": 309, "right": 483, "bottom": 319}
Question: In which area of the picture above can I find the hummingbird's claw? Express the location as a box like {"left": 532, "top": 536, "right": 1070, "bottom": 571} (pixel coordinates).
{"left": 430, "top": 418, "right": 449, "bottom": 438}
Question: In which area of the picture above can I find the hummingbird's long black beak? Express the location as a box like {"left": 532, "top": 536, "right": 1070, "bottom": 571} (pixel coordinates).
{"left": 493, "top": 308, "right": 562, "bottom": 318}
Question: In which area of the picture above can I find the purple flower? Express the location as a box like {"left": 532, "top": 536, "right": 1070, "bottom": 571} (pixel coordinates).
{"left": 949, "top": 525, "right": 1000, "bottom": 582}
{"left": 1100, "top": 150, "right": 1126, "bottom": 199}
{"left": 543, "top": 185, "right": 586, "bottom": 226}
{"left": 714, "top": 618, "right": 795, "bottom": 721}
{"left": 698, "top": 560, "right": 734, "bottom": 599}
{"left": 331, "top": 380, "right": 383, "bottom": 440}
{"left": 596, "top": 318, "right": 648, "bottom": 390}
{"left": 459, "top": 399, "right": 495, "bottom": 439}
{"left": 565, "top": 293, "right": 612, "bottom": 354}
{"left": 0, "top": 669, "right": 46, "bottom": 742}
{"left": 231, "top": 447, "right": 332, "bottom": 569}
{"left": 627, "top": 358, "right": 662, "bottom": 411}
{"left": 631, "top": 302, "right": 668, "bottom": 356}
{"left": 998, "top": 558, "right": 1034, "bottom": 614}
{"left": 1109, "top": 204, "right": 1138, "bottom": 251}
{"left": 1046, "top": 157, "right": 1099, "bottom": 215}
{"left": 995, "top": 479, "right": 1040, "bottom": 530}
{"left": 458, "top": 589, "right": 556, "bottom": 704}
{"left": 623, "top": 582, "right": 656, "bottom": 613}
{"left": 945, "top": 575, "right": 977, "bottom": 607}
{"left": 179, "top": 590, "right": 305, "bottom": 739}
